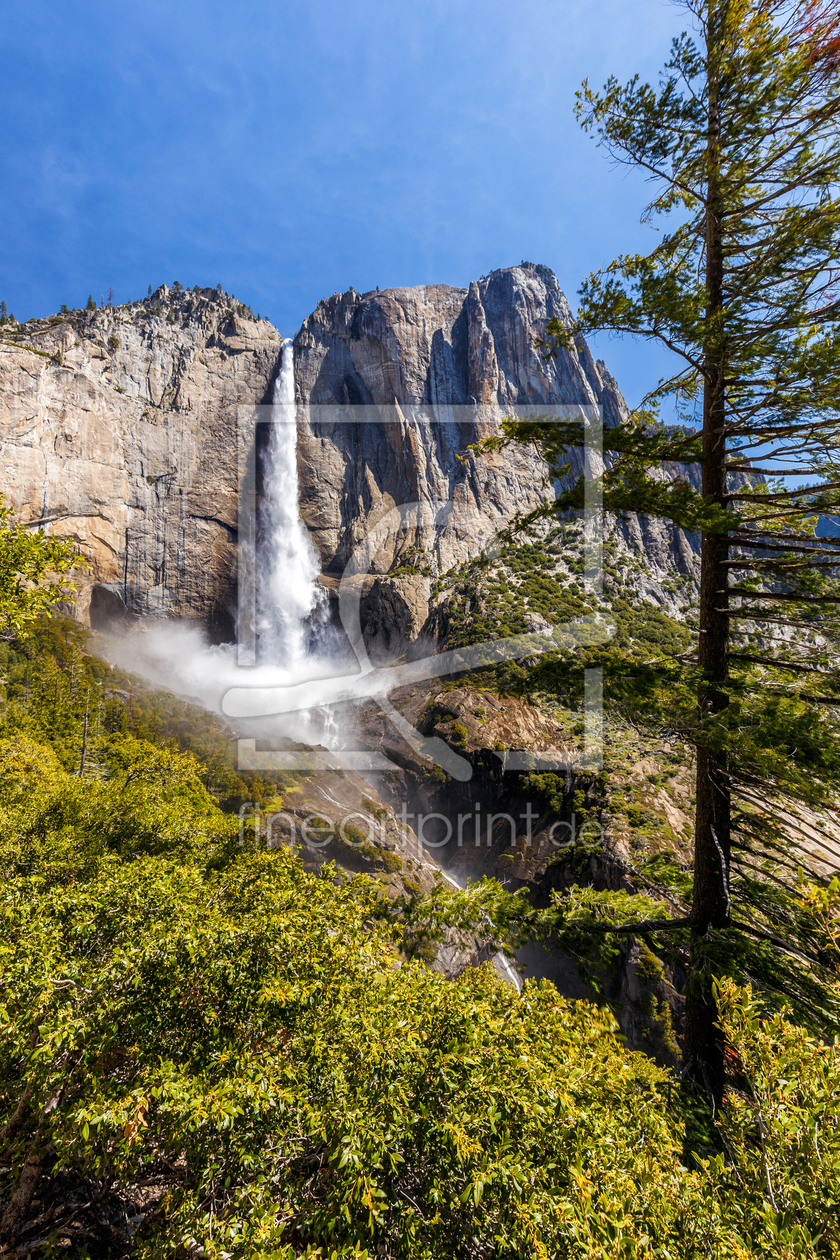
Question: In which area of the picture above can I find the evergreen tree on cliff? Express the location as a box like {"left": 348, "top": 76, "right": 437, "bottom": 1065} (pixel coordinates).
{"left": 500, "top": 0, "right": 840, "bottom": 1114}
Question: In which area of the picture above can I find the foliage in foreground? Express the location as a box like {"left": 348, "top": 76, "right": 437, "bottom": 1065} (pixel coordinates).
{"left": 1, "top": 730, "right": 840, "bottom": 1258}
{"left": 0, "top": 495, "right": 81, "bottom": 641}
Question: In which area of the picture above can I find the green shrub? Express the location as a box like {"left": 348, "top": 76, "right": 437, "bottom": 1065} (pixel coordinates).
{"left": 1, "top": 727, "right": 839, "bottom": 1256}
{"left": 522, "top": 771, "right": 565, "bottom": 815}
{"left": 416, "top": 938, "right": 438, "bottom": 964}
{"left": 636, "top": 942, "right": 665, "bottom": 985}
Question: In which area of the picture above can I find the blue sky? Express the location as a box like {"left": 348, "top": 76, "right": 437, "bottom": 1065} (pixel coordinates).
{"left": 1, "top": 0, "right": 689, "bottom": 405}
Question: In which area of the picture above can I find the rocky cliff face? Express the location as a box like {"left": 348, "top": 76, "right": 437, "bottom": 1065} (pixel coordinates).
{"left": 0, "top": 264, "right": 688, "bottom": 645}
{"left": 294, "top": 265, "right": 630, "bottom": 568}
{"left": 0, "top": 286, "right": 282, "bottom": 638}
{"left": 293, "top": 263, "right": 635, "bottom": 652}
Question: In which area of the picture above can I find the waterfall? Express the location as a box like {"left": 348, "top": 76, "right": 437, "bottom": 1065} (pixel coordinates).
{"left": 98, "top": 338, "right": 349, "bottom": 760}
{"left": 104, "top": 336, "right": 346, "bottom": 753}
{"left": 257, "top": 339, "right": 325, "bottom": 668}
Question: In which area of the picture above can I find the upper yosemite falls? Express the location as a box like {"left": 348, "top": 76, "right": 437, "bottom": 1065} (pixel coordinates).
{"left": 0, "top": 262, "right": 711, "bottom": 1057}
{"left": 0, "top": 263, "right": 695, "bottom": 646}
{"left": 6, "top": 2, "right": 840, "bottom": 1249}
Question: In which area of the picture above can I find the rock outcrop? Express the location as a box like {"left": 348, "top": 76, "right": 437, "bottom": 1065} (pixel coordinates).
{"left": 351, "top": 675, "right": 686, "bottom": 1062}
{"left": 0, "top": 286, "right": 282, "bottom": 638}
{"left": 293, "top": 263, "right": 636, "bottom": 651}
{"left": 294, "top": 271, "right": 621, "bottom": 551}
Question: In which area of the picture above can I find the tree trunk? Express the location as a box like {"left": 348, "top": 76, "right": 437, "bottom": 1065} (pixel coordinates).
{"left": 684, "top": 8, "right": 731, "bottom": 1115}
{"left": 0, "top": 1141, "right": 44, "bottom": 1243}
{"left": 78, "top": 690, "right": 89, "bottom": 778}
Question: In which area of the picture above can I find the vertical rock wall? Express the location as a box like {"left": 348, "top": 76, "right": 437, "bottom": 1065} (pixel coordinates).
{"left": 0, "top": 264, "right": 687, "bottom": 643}
{"left": 0, "top": 287, "right": 282, "bottom": 638}
{"left": 292, "top": 263, "right": 632, "bottom": 650}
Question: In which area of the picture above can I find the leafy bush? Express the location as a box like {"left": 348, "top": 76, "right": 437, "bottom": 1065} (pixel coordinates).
{"left": 0, "top": 616, "right": 301, "bottom": 813}
{"left": 521, "top": 771, "right": 566, "bottom": 814}
{"left": 714, "top": 978, "right": 840, "bottom": 1256}
{"left": 1, "top": 729, "right": 839, "bottom": 1256}
{"left": 0, "top": 497, "right": 81, "bottom": 641}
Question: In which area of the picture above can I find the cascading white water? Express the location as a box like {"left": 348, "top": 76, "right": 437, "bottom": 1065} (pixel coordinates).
{"left": 257, "top": 339, "right": 325, "bottom": 669}
{"left": 102, "top": 336, "right": 347, "bottom": 752}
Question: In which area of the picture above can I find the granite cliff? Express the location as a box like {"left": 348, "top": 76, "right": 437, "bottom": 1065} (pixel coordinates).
{"left": 293, "top": 263, "right": 640, "bottom": 652}
{"left": 0, "top": 285, "right": 281, "bottom": 639}
{"left": 0, "top": 265, "right": 694, "bottom": 645}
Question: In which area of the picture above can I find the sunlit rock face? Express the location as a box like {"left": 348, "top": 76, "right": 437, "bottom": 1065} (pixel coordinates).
{"left": 0, "top": 264, "right": 693, "bottom": 645}
{"left": 0, "top": 286, "right": 282, "bottom": 639}
{"left": 293, "top": 263, "right": 633, "bottom": 648}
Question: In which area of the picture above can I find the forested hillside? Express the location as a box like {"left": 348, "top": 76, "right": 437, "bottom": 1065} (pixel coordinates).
{"left": 1, "top": 611, "right": 839, "bottom": 1256}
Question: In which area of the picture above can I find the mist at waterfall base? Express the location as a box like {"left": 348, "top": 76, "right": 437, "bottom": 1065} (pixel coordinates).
{"left": 100, "top": 340, "right": 360, "bottom": 750}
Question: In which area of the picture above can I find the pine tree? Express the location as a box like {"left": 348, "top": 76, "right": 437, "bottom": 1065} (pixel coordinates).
{"left": 501, "top": 0, "right": 840, "bottom": 1112}
{"left": 86, "top": 295, "right": 96, "bottom": 311}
